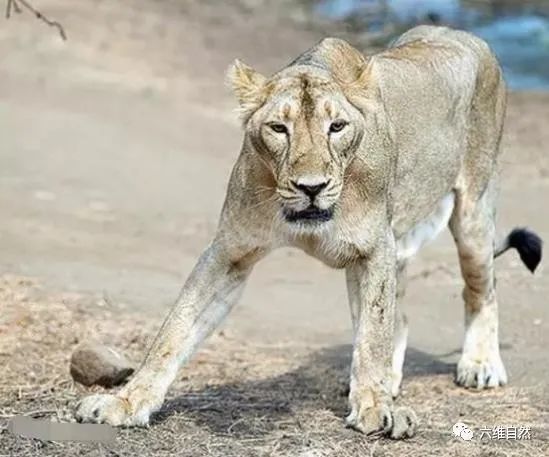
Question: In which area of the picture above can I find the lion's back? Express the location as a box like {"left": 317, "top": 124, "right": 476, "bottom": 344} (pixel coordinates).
{"left": 377, "top": 26, "right": 505, "bottom": 235}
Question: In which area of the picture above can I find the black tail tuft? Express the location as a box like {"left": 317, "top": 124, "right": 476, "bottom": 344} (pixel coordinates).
{"left": 507, "top": 228, "right": 543, "bottom": 273}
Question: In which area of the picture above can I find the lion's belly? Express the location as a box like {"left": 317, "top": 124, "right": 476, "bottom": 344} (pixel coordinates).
{"left": 390, "top": 137, "right": 463, "bottom": 238}
{"left": 395, "top": 192, "right": 455, "bottom": 262}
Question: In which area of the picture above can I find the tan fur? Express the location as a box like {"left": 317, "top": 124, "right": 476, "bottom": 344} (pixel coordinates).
{"left": 76, "top": 26, "right": 508, "bottom": 439}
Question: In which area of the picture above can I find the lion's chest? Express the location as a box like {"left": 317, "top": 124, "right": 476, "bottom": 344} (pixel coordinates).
{"left": 283, "top": 222, "right": 368, "bottom": 269}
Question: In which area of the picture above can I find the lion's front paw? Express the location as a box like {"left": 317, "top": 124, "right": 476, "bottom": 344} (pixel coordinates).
{"left": 456, "top": 351, "right": 507, "bottom": 389}
{"left": 75, "top": 394, "right": 148, "bottom": 427}
{"left": 389, "top": 407, "right": 418, "bottom": 439}
{"left": 346, "top": 392, "right": 417, "bottom": 439}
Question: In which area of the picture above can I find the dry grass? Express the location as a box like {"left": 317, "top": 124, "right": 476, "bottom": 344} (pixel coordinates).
{"left": 0, "top": 275, "right": 547, "bottom": 457}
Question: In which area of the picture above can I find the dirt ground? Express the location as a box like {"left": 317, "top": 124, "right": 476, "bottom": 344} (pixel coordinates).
{"left": 0, "top": 1, "right": 548, "bottom": 456}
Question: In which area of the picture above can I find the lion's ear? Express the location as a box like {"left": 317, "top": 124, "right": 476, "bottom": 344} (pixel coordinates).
{"left": 345, "top": 62, "right": 377, "bottom": 96}
{"left": 344, "top": 61, "right": 381, "bottom": 103}
{"left": 226, "top": 59, "right": 267, "bottom": 120}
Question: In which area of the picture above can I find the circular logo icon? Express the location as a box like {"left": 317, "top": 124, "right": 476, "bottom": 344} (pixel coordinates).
{"left": 453, "top": 422, "right": 474, "bottom": 441}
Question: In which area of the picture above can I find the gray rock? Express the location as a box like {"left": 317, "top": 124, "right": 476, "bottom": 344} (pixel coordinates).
{"left": 70, "top": 341, "right": 134, "bottom": 387}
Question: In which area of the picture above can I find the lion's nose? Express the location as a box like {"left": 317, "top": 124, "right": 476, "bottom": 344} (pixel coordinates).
{"left": 291, "top": 178, "right": 330, "bottom": 199}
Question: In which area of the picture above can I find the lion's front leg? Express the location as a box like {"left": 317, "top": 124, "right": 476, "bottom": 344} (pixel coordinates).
{"left": 75, "top": 241, "right": 261, "bottom": 426}
{"left": 345, "top": 234, "right": 417, "bottom": 439}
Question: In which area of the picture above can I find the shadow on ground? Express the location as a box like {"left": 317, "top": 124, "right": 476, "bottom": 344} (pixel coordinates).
{"left": 154, "top": 344, "right": 457, "bottom": 437}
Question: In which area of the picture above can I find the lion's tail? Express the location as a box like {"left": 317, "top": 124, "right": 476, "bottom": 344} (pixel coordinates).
{"left": 494, "top": 228, "right": 543, "bottom": 273}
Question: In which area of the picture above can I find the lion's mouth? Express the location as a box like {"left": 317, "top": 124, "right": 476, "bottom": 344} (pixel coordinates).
{"left": 283, "top": 205, "right": 334, "bottom": 223}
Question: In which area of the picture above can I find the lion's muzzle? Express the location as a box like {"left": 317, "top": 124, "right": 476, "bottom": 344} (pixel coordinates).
{"left": 283, "top": 205, "right": 334, "bottom": 223}
{"left": 279, "top": 175, "right": 339, "bottom": 224}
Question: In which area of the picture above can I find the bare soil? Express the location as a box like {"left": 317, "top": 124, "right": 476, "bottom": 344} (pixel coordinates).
{"left": 0, "top": 1, "right": 548, "bottom": 456}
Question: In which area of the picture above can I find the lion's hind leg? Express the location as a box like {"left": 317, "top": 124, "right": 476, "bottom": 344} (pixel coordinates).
{"left": 449, "top": 181, "right": 507, "bottom": 389}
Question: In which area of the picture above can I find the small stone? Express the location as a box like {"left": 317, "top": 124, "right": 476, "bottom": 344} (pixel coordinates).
{"left": 70, "top": 341, "right": 134, "bottom": 387}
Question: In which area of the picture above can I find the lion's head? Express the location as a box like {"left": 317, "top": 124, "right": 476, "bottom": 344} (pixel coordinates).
{"left": 227, "top": 39, "right": 386, "bottom": 230}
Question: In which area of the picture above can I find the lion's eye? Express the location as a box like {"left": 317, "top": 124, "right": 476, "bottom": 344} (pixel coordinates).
{"left": 329, "top": 120, "right": 348, "bottom": 133}
{"left": 270, "top": 123, "right": 288, "bottom": 134}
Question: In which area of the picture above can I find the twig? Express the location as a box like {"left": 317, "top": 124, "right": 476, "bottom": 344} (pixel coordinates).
{"left": 102, "top": 290, "right": 117, "bottom": 308}
{"left": 23, "top": 408, "right": 58, "bottom": 417}
{"left": 5, "top": 0, "right": 67, "bottom": 40}
{"left": 5, "top": 0, "right": 21, "bottom": 17}
{"left": 1, "top": 408, "right": 57, "bottom": 418}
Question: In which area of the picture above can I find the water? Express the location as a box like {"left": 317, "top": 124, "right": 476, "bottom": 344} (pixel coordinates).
{"left": 315, "top": 0, "right": 549, "bottom": 90}
{"left": 473, "top": 15, "right": 549, "bottom": 89}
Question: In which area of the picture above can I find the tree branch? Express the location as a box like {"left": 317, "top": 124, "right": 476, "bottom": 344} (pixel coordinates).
{"left": 6, "top": 0, "right": 67, "bottom": 40}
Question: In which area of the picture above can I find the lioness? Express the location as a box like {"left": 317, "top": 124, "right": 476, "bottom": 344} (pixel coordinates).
{"left": 76, "top": 26, "right": 542, "bottom": 439}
